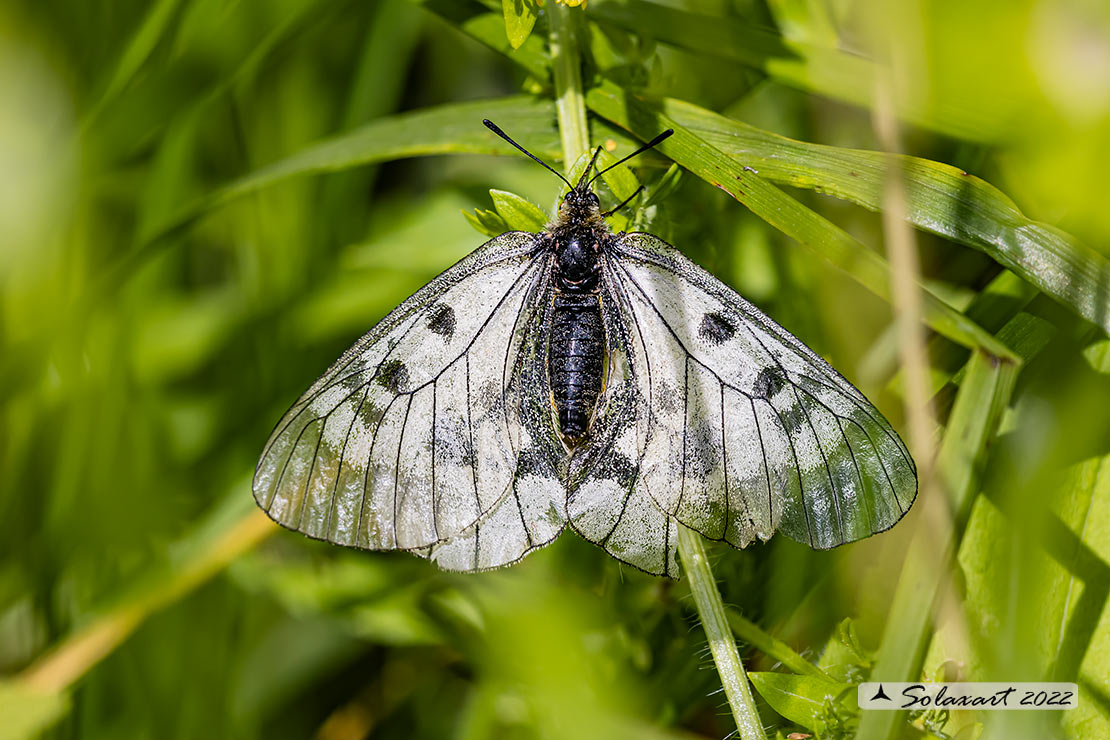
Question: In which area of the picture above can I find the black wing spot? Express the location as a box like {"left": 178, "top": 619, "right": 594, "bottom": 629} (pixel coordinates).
{"left": 699, "top": 311, "right": 736, "bottom": 345}
{"left": 428, "top": 303, "right": 456, "bottom": 339}
{"left": 754, "top": 367, "right": 786, "bottom": 400}
{"left": 376, "top": 359, "right": 409, "bottom": 393}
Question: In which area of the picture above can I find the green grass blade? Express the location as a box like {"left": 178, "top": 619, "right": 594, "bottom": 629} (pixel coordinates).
{"left": 585, "top": 83, "right": 1016, "bottom": 358}
{"left": 85, "top": 0, "right": 184, "bottom": 125}
{"left": 209, "top": 97, "right": 558, "bottom": 208}
{"left": 75, "top": 96, "right": 558, "bottom": 332}
{"left": 131, "top": 96, "right": 557, "bottom": 255}
{"left": 663, "top": 98, "right": 1110, "bottom": 336}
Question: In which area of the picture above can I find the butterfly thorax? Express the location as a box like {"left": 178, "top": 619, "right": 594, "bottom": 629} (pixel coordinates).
{"left": 548, "top": 192, "right": 609, "bottom": 444}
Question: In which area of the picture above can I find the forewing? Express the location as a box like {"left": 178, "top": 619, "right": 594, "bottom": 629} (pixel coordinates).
{"left": 253, "top": 232, "right": 563, "bottom": 554}
{"left": 604, "top": 233, "right": 917, "bottom": 550}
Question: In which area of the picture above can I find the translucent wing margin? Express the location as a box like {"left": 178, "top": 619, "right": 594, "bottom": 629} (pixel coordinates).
{"left": 253, "top": 232, "right": 566, "bottom": 558}
{"left": 603, "top": 233, "right": 918, "bottom": 551}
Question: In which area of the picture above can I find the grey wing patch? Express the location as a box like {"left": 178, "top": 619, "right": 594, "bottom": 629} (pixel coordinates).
{"left": 253, "top": 232, "right": 564, "bottom": 556}
{"left": 603, "top": 233, "right": 917, "bottom": 551}
{"left": 565, "top": 291, "right": 680, "bottom": 578}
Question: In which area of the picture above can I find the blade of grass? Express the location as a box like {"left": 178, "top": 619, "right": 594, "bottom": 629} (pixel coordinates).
{"left": 678, "top": 526, "right": 768, "bottom": 740}
{"left": 584, "top": 83, "right": 1017, "bottom": 360}
{"left": 93, "top": 96, "right": 559, "bottom": 296}
{"left": 82, "top": 0, "right": 185, "bottom": 129}
{"left": 661, "top": 98, "right": 1110, "bottom": 337}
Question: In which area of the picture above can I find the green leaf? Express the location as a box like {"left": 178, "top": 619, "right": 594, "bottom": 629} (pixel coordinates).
{"left": 208, "top": 96, "right": 559, "bottom": 210}
{"left": 490, "top": 189, "right": 548, "bottom": 231}
{"left": 643, "top": 162, "right": 683, "bottom": 208}
{"left": 661, "top": 97, "right": 1110, "bottom": 338}
{"left": 502, "top": 0, "right": 539, "bottom": 49}
{"left": 121, "top": 96, "right": 557, "bottom": 275}
{"left": 464, "top": 208, "right": 510, "bottom": 238}
{"left": 817, "top": 618, "right": 872, "bottom": 683}
{"left": 0, "top": 682, "right": 69, "bottom": 740}
{"left": 593, "top": 150, "right": 641, "bottom": 202}
{"left": 747, "top": 672, "right": 852, "bottom": 731}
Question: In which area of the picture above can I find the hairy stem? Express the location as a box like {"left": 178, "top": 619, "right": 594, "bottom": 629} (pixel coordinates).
{"left": 548, "top": 1, "right": 589, "bottom": 166}
{"left": 678, "top": 525, "right": 767, "bottom": 740}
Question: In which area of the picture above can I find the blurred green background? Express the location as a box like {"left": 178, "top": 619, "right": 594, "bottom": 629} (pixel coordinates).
{"left": 2, "top": 0, "right": 1109, "bottom": 738}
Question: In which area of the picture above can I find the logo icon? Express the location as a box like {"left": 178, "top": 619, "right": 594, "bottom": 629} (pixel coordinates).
{"left": 870, "top": 684, "right": 892, "bottom": 702}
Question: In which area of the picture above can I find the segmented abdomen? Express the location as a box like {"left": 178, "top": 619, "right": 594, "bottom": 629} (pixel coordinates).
{"left": 548, "top": 293, "right": 604, "bottom": 440}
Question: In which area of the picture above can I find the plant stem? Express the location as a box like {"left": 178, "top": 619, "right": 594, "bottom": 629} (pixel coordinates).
{"left": 547, "top": 1, "right": 589, "bottom": 166}
{"left": 677, "top": 525, "right": 767, "bottom": 740}
{"left": 545, "top": 13, "right": 763, "bottom": 738}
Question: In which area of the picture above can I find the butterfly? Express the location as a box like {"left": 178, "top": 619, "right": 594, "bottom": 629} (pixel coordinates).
{"left": 253, "top": 121, "right": 918, "bottom": 578}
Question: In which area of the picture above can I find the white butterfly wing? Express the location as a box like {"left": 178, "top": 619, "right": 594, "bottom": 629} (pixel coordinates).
{"left": 254, "top": 232, "right": 566, "bottom": 557}
{"left": 601, "top": 232, "right": 917, "bottom": 554}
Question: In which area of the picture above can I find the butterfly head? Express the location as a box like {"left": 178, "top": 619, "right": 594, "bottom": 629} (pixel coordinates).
{"left": 557, "top": 185, "right": 604, "bottom": 229}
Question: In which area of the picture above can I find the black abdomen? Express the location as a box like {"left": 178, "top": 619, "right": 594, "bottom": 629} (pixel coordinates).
{"left": 549, "top": 293, "right": 604, "bottom": 440}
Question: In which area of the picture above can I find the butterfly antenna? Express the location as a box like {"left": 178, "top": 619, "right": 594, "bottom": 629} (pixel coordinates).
{"left": 588, "top": 129, "right": 674, "bottom": 186}
{"left": 601, "top": 186, "right": 644, "bottom": 218}
{"left": 483, "top": 119, "right": 573, "bottom": 190}
{"left": 575, "top": 145, "right": 605, "bottom": 190}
